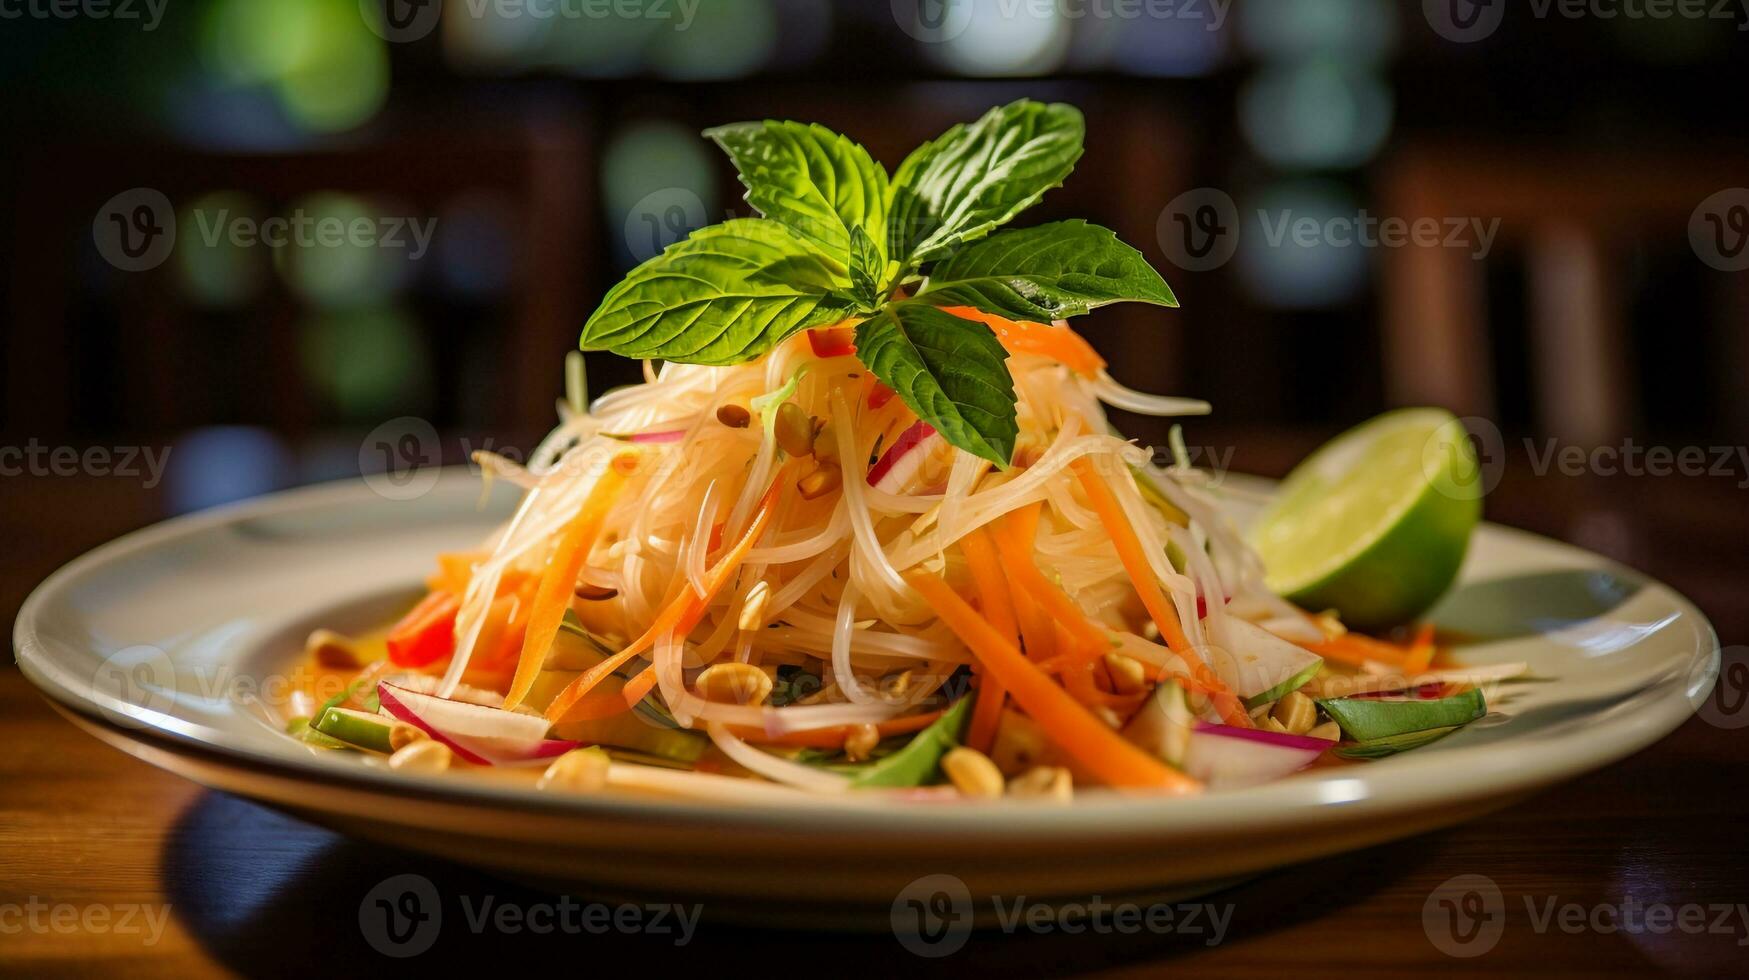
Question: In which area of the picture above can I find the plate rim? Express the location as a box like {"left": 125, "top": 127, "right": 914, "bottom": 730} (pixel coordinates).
{"left": 13, "top": 468, "right": 1722, "bottom": 842}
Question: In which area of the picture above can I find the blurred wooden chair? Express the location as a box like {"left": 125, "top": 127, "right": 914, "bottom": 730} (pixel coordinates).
{"left": 1376, "top": 145, "right": 1748, "bottom": 445}
{"left": 6, "top": 114, "right": 592, "bottom": 439}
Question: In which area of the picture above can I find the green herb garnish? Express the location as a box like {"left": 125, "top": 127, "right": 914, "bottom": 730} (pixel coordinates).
{"left": 578, "top": 99, "right": 1178, "bottom": 466}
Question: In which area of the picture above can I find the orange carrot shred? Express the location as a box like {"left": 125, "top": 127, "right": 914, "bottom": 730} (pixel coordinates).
{"left": 906, "top": 569, "right": 1199, "bottom": 794}
{"left": 960, "top": 528, "right": 1016, "bottom": 754}
{"left": 1069, "top": 458, "right": 1252, "bottom": 728}
{"left": 544, "top": 463, "right": 796, "bottom": 725}
{"left": 940, "top": 307, "right": 1106, "bottom": 377}
{"left": 502, "top": 452, "right": 640, "bottom": 710}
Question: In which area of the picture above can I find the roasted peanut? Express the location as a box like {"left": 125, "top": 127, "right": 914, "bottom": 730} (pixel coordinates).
{"left": 695, "top": 662, "right": 774, "bottom": 705}
{"left": 1272, "top": 691, "right": 1318, "bottom": 735}
{"left": 715, "top": 403, "right": 751, "bottom": 428}
{"left": 843, "top": 723, "right": 880, "bottom": 762}
{"left": 1007, "top": 766, "right": 1073, "bottom": 802}
{"left": 797, "top": 463, "right": 842, "bottom": 500}
{"left": 941, "top": 747, "right": 1004, "bottom": 799}
{"left": 388, "top": 739, "right": 452, "bottom": 774}
{"left": 537, "top": 747, "right": 611, "bottom": 792}
{"left": 774, "top": 402, "right": 815, "bottom": 457}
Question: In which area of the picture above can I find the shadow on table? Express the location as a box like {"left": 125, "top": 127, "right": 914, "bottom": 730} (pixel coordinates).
{"left": 161, "top": 792, "right": 1435, "bottom": 977}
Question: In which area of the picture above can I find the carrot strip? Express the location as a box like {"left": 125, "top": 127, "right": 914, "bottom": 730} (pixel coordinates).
{"left": 556, "top": 666, "right": 660, "bottom": 722}
{"left": 386, "top": 591, "right": 461, "bottom": 667}
{"left": 1403, "top": 624, "right": 1437, "bottom": 675}
{"left": 503, "top": 452, "right": 640, "bottom": 710}
{"left": 906, "top": 569, "right": 1199, "bottom": 794}
{"left": 992, "top": 503, "right": 1055, "bottom": 660}
{"left": 1304, "top": 632, "right": 1412, "bottom": 669}
{"left": 940, "top": 307, "right": 1106, "bottom": 377}
{"left": 545, "top": 463, "right": 797, "bottom": 724}
{"left": 426, "top": 552, "right": 481, "bottom": 597}
{"left": 960, "top": 528, "right": 1016, "bottom": 754}
{"left": 1069, "top": 458, "right": 1251, "bottom": 728}
{"left": 992, "top": 506, "right": 1109, "bottom": 659}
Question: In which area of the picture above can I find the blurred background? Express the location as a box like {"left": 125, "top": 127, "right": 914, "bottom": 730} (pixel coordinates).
{"left": 2, "top": 0, "right": 1746, "bottom": 638}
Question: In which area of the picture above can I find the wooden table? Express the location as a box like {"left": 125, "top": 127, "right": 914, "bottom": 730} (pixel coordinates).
{"left": 4, "top": 441, "right": 1747, "bottom": 977}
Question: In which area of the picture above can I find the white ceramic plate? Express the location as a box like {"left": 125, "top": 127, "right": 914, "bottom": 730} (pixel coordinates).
{"left": 13, "top": 468, "right": 1719, "bottom": 925}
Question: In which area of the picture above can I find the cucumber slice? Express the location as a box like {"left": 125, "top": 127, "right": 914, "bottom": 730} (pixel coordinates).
{"left": 1221, "top": 619, "right": 1324, "bottom": 708}
{"left": 313, "top": 706, "right": 399, "bottom": 753}
{"left": 286, "top": 716, "right": 353, "bottom": 750}
{"left": 1121, "top": 680, "right": 1193, "bottom": 768}
{"left": 848, "top": 697, "right": 973, "bottom": 789}
{"left": 1317, "top": 688, "right": 1486, "bottom": 742}
{"left": 1245, "top": 660, "right": 1324, "bottom": 710}
{"left": 1334, "top": 725, "right": 1460, "bottom": 760}
{"left": 551, "top": 709, "right": 707, "bottom": 763}
{"left": 549, "top": 612, "right": 621, "bottom": 670}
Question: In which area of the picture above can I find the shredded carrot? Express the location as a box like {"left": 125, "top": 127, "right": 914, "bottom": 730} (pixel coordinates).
{"left": 959, "top": 528, "right": 1016, "bottom": 754}
{"left": 906, "top": 569, "right": 1199, "bottom": 794}
{"left": 941, "top": 307, "right": 1106, "bottom": 378}
{"left": 503, "top": 452, "right": 640, "bottom": 710}
{"left": 992, "top": 505, "right": 1110, "bottom": 659}
{"left": 426, "top": 552, "right": 481, "bottom": 597}
{"left": 556, "top": 666, "right": 659, "bottom": 721}
{"left": 1062, "top": 659, "right": 1132, "bottom": 709}
{"left": 989, "top": 503, "right": 1054, "bottom": 661}
{"left": 1069, "top": 458, "right": 1251, "bottom": 728}
{"left": 473, "top": 592, "right": 526, "bottom": 669}
{"left": 1305, "top": 631, "right": 1412, "bottom": 669}
{"left": 545, "top": 463, "right": 797, "bottom": 724}
{"left": 1403, "top": 624, "right": 1436, "bottom": 675}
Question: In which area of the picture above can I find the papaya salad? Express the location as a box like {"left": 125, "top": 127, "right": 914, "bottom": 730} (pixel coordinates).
{"left": 286, "top": 101, "right": 1522, "bottom": 802}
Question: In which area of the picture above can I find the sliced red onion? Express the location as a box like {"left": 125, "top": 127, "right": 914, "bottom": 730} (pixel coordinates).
{"left": 1194, "top": 595, "right": 1230, "bottom": 619}
{"left": 1351, "top": 683, "right": 1449, "bottom": 701}
{"left": 867, "top": 420, "right": 942, "bottom": 492}
{"left": 626, "top": 429, "right": 687, "bottom": 444}
{"left": 378, "top": 681, "right": 576, "bottom": 767}
{"left": 1185, "top": 722, "right": 1330, "bottom": 789}
{"left": 1194, "top": 721, "right": 1334, "bottom": 750}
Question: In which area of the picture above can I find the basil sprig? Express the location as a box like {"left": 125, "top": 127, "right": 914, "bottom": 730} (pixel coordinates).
{"left": 579, "top": 99, "right": 1178, "bottom": 465}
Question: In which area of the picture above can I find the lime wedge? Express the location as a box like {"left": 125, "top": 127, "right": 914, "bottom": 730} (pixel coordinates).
{"left": 1249, "top": 408, "right": 1482, "bottom": 629}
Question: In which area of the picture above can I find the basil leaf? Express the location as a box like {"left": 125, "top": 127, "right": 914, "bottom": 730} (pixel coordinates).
{"left": 848, "top": 225, "right": 883, "bottom": 310}
{"left": 888, "top": 100, "right": 1084, "bottom": 266}
{"left": 854, "top": 301, "right": 1018, "bottom": 465}
{"left": 581, "top": 220, "right": 856, "bottom": 365}
{"left": 918, "top": 220, "right": 1178, "bottom": 320}
{"left": 705, "top": 120, "right": 889, "bottom": 262}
